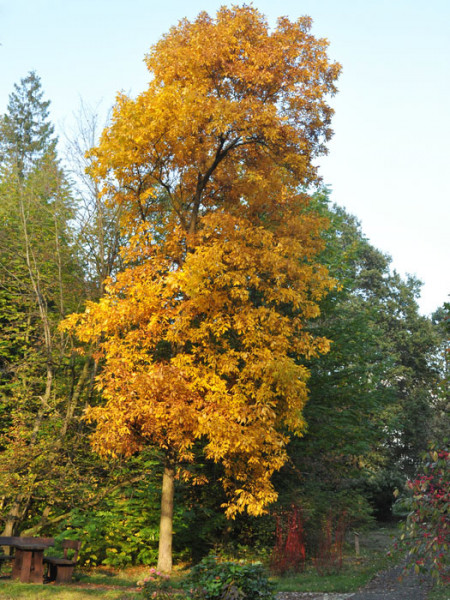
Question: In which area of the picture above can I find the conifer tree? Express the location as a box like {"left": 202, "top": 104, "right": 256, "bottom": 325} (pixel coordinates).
{"left": 0, "top": 71, "right": 56, "bottom": 177}
{"left": 0, "top": 72, "right": 85, "bottom": 536}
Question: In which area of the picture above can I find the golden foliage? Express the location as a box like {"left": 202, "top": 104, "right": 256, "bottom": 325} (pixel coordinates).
{"left": 62, "top": 5, "right": 340, "bottom": 518}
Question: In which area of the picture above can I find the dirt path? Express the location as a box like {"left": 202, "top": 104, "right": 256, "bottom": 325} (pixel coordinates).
{"left": 277, "top": 563, "right": 433, "bottom": 600}
{"left": 350, "top": 564, "right": 432, "bottom": 600}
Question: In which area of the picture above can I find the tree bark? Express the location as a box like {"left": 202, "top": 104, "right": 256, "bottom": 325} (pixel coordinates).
{"left": 157, "top": 461, "right": 175, "bottom": 573}
{"left": 1, "top": 494, "right": 25, "bottom": 538}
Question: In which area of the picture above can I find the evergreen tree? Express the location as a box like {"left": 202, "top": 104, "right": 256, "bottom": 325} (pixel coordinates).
{"left": 0, "top": 71, "right": 56, "bottom": 177}
{"left": 0, "top": 72, "right": 87, "bottom": 535}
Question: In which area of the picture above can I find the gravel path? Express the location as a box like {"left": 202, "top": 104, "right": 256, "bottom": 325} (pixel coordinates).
{"left": 350, "top": 564, "right": 432, "bottom": 600}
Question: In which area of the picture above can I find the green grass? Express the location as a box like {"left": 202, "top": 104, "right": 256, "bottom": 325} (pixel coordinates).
{"left": 75, "top": 569, "right": 143, "bottom": 587}
{"left": 428, "top": 584, "right": 450, "bottom": 600}
{"left": 0, "top": 580, "right": 142, "bottom": 600}
{"left": 0, "top": 564, "right": 190, "bottom": 599}
{"left": 273, "top": 564, "right": 382, "bottom": 593}
{"left": 0, "top": 566, "right": 144, "bottom": 599}
{"left": 272, "top": 550, "right": 395, "bottom": 593}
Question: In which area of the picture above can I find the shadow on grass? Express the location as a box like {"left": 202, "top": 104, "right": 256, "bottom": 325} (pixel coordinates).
{"left": 0, "top": 579, "right": 142, "bottom": 600}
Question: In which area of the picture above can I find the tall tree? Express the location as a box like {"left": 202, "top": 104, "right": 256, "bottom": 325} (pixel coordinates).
{"left": 0, "top": 72, "right": 87, "bottom": 536}
{"left": 430, "top": 303, "right": 450, "bottom": 445}
{"left": 0, "top": 71, "right": 56, "bottom": 177}
{"left": 62, "top": 6, "right": 340, "bottom": 572}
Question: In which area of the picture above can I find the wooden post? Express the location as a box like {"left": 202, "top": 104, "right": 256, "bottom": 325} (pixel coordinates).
{"left": 354, "top": 532, "right": 360, "bottom": 557}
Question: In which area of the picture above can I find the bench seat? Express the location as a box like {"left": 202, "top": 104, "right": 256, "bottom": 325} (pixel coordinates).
{"left": 44, "top": 540, "right": 81, "bottom": 583}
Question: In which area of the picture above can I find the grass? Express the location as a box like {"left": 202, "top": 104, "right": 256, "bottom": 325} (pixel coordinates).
{"left": 272, "top": 561, "right": 389, "bottom": 594}
{"left": 0, "top": 566, "right": 143, "bottom": 599}
{"left": 0, "top": 580, "right": 142, "bottom": 600}
{"left": 428, "top": 586, "right": 450, "bottom": 600}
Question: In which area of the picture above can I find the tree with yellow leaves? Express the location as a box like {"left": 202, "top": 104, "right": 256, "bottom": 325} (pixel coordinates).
{"left": 62, "top": 5, "right": 340, "bottom": 572}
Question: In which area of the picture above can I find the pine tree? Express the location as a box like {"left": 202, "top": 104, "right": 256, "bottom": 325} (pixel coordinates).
{"left": 0, "top": 71, "right": 56, "bottom": 177}
{"left": 0, "top": 72, "right": 88, "bottom": 536}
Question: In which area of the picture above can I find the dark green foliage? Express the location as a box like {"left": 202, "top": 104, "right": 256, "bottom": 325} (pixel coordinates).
{"left": 273, "top": 189, "right": 442, "bottom": 527}
{"left": 430, "top": 303, "right": 450, "bottom": 446}
{"left": 173, "top": 460, "right": 228, "bottom": 562}
{"left": 186, "top": 556, "right": 275, "bottom": 600}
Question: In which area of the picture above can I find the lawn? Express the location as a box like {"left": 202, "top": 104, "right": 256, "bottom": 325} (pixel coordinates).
{"left": 0, "top": 567, "right": 144, "bottom": 599}
{"left": 0, "top": 580, "right": 141, "bottom": 600}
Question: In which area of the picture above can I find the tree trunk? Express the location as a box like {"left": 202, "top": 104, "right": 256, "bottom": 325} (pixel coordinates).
{"left": 157, "top": 461, "right": 175, "bottom": 573}
{"left": 1, "top": 494, "right": 24, "bottom": 538}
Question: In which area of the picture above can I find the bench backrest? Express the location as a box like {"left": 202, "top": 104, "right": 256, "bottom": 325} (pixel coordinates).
{"left": 62, "top": 539, "right": 81, "bottom": 562}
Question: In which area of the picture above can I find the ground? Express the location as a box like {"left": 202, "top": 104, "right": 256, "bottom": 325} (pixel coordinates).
{"left": 277, "top": 563, "right": 433, "bottom": 600}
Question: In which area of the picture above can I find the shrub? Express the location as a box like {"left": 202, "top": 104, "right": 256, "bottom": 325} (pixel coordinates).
{"left": 396, "top": 444, "right": 449, "bottom": 584}
{"left": 270, "top": 505, "right": 306, "bottom": 574}
{"left": 186, "top": 555, "right": 275, "bottom": 600}
{"left": 139, "top": 568, "right": 183, "bottom": 600}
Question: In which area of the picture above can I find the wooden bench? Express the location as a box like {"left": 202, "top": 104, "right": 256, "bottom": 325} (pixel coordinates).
{"left": 44, "top": 539, "right": 81, "bottom": 583}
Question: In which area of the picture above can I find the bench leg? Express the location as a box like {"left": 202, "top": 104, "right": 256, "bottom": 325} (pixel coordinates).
{"left": 18, "top": 550, "right": 32, "bottom": 583}
{"left": 29, "top": 550, "right": 45, "bottom": 583}
{"left": 55, "top": 564, "right": 74, "bottom": 584}
{"left": 11, "top": 550, "right": 23, "bottom": 580}
{"left": 46, "top": 562, "right": 57, "bottom": 582}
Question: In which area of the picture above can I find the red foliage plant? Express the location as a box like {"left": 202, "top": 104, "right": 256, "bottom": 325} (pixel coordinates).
{"left": 399, "top": 446, "right": 449, "bottom": 584}
{"left": 270, "top": 504, "right": 306, "bottom": 574}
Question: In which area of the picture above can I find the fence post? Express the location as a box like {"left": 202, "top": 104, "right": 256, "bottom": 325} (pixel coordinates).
{"left": 354, "top": 532, "right": 360, "bottom": 557}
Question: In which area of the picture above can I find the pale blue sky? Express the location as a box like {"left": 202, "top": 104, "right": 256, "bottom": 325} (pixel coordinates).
{"left": 1, "top": 0, "right": 449, "bottom": 315}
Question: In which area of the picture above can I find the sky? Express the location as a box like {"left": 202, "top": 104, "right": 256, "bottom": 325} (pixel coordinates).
{"left": 1, "top": 0, "right": 449, "bottom": 316}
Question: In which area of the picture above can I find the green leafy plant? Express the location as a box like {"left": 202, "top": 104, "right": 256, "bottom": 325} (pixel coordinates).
{"left": 186, "top": 555, "right": 275, "bottom": 600}
{"left": 64, "top": 480, "right": 160, "bottom": 567}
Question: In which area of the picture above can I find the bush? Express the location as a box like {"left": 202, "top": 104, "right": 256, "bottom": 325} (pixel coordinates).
{"left": 270, "top": 505, "right": 306, "bottom": 574}
{"left": 186, "top": 555, "right": 275, "bottom": 600}
{"left": 396, "top": 444, "right": 449, "bottom": 584}
{"left": 139, "top": 568, "right": 184, "bottom": 600}
{"left": 64, "top": 494, "right": 159, "bottom": 567}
